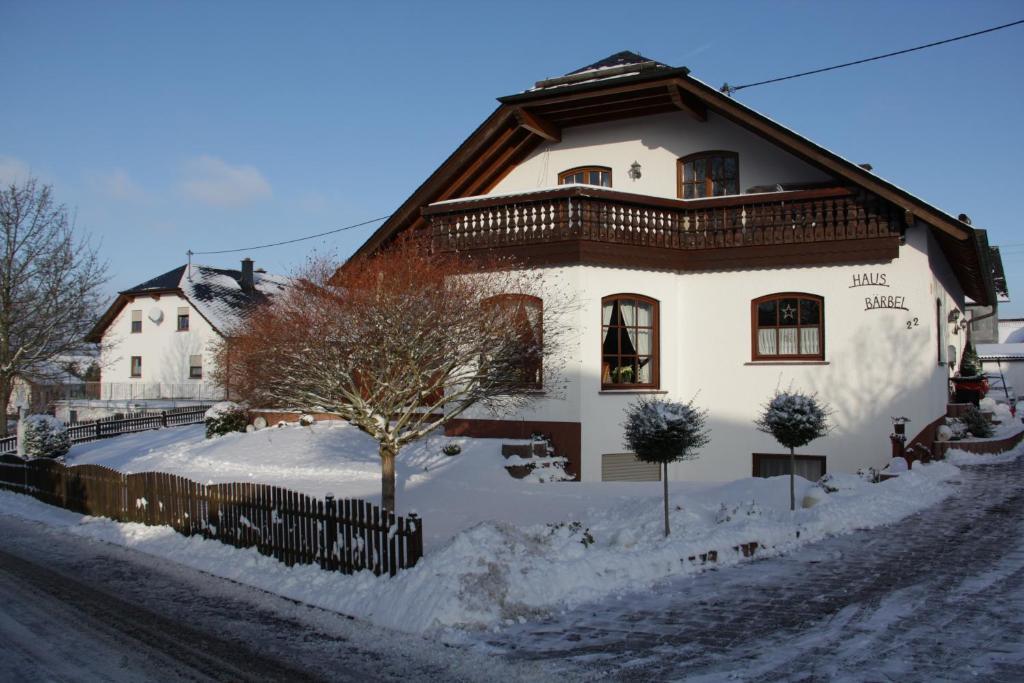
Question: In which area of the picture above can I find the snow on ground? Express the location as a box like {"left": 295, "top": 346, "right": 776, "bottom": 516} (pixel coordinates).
{"left": 946, "top": 437, "right": 1024, "bottom": 466}
{"left": 0, "top": 421, "right": 962, "bottom": 637}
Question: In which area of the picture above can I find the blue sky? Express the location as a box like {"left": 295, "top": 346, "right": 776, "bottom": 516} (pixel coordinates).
{"left": 2, "top": 1, "right": 1022, "bottom": 312}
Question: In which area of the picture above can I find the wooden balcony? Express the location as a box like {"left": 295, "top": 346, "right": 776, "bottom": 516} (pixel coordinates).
{"left": 423, "top": 185, "right": 904, "bottom": 270}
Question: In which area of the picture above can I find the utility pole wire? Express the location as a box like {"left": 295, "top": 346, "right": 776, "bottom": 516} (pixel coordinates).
{"left": 189, "top": 215, "right": 391, "bottom": 256}
{"left": 721, "top": 19, "right": 1024, "bottom": 94}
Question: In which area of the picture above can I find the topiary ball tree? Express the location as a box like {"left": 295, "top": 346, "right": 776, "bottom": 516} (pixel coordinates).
{"left": 755, "top": 389, "right": 831, "bottom": 511}
{"left": 624, "top": 396, "right": 710, "bottom": 537}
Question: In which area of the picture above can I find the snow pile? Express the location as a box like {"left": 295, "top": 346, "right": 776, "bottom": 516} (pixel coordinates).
{"left": 204, "top": 401, "right": 242, "bottom": 420}
{"left": 945, "top": 439, "right": 1024, "bottom": 466}
{"left": 5, "top": 436, "right": 963, "bottom": 637}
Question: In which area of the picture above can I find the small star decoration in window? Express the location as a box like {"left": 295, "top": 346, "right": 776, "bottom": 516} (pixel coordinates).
{"left": 782, "top": 304, "right": 796, "bottom": 320}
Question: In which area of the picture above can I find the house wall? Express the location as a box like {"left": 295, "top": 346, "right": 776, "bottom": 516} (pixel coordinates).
{"left": 981, "top": 360, "right": 1024, "bottom": 401}
{"left": 459, "top": 223, "right": 965, "bottom": 482}
{"left": 99, "top": 293, "right": 221, "bottom": 389}
{"left": 491, "top": 110, "right": 832, "bottom": 198}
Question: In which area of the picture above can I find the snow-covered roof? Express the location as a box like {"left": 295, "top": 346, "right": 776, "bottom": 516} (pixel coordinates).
{"left": 181, "top": 265, "right": 289, "bottom": 334}
{"left": 976, "top": 343, "right": 1024, "bottom": 361}
{"left": 89, "top": 261, "right": 289, "bottom": 341}
{"left": 529, "top": 51, "right": 672, "bottom": 92}
{"left": 998, "top": 319, "right": 1024, "bottom": 344}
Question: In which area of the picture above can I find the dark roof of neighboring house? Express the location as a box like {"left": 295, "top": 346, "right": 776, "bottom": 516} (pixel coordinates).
{"left": 123, "top": 265, "right": 188, "bottom": 294}
{"left": 351, "top": 51, "right": 996, "bottom": 305}
{"left": 87, "top": 262, "right": 288, "bottom": 342}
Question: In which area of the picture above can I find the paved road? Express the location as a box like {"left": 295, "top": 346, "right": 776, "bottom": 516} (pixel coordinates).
{"left": 0, "top": 512, "right": 551, "bottom": 682}
{"left": 483, "top": 458, "right": 1024, "bottom": 682}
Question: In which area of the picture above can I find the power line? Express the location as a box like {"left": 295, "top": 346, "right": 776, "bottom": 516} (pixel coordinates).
{"left": 721, "top": 19, "right": 1024, "bottom": 94}
{"left": 189, "top": 214, "right": 391, "bottom": 256}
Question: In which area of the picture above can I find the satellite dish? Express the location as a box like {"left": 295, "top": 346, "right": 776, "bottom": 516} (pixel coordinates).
{"left": 148, "top": 307, "right": 164, "bottom": 323}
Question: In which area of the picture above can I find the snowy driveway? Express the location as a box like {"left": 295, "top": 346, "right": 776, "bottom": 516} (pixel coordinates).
{"left": 480, "top": 458, "right": 1024, "bottom": 681}
{"left": 0, "top": 513, "right": 557, "bottom": 682}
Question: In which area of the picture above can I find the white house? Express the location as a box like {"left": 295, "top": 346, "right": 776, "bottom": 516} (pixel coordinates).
{"left": 79, "top": 258, "right": 287, "bottom": 421}
{"left": 353, "top": 52, "right": 997, "bottom": 483}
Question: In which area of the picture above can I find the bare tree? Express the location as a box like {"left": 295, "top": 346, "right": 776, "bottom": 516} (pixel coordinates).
{"left": 214, "top": 238, "right": 572, "bottom": 511}
{"left": 0, "top": 178, "right": 108, "bottom": 434}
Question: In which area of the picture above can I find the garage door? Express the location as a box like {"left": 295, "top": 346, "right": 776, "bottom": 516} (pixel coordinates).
{"left": 601, "top": 453, "right": 661, "bottom": 481}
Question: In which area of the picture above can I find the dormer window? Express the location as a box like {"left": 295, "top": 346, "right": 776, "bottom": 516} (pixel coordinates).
{"left": 678, "top": 152, "right": 739, "bottom": 198}
{"left": 559, "top": 166, "right": 612, "bottom": 188}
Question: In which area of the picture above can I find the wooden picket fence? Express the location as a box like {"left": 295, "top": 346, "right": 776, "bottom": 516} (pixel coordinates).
{"left": 0, "top": 455, "right": 424, "bottom": 577}
{"left": 0, "top": 405, "right": 211, "bottom": 455}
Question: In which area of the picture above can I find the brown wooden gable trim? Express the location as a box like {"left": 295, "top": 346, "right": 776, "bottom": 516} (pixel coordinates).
{"left": 670, "top": 77, "right": 971, "bottom": 242}
{"left": 356, "top": 66, "right": 990, "bottom": 303}
{"left": 513, "top": 107, "right": 560, "bottom": 142}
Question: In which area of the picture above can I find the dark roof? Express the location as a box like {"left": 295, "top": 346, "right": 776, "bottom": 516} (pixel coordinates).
{"left": 566, "top": 51, "right": 668, "bottom": 75}
{"left": 122, "top": 265, "right": 187, "bottom": 294}
{"left": 87, "top": 263, "right": 288, "bottom": 342}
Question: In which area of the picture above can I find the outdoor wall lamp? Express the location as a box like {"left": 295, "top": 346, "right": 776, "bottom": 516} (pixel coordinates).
{"left": 947, "top": 309, "right": 960, "bottom": 323}
{"left": 628, "top": 161, "right": 642, "bottom": 180}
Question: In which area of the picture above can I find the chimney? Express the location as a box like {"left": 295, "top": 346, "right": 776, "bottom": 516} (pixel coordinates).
{"left": 240, "top": 258, "right": 255, "bottom": 295}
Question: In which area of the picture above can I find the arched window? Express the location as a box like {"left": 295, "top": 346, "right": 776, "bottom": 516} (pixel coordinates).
{"left": 483, "top": 294, "right": 543, "bottom": 390}
{"left": 678, "top": 151, "right": 739, "bottom": 198}
{"left": 602, "top": 294, "right": 659, "bottom": 388}
{"left": 752, "top": 293, "right": 824, "bottom": 361}
{"left": 559, "top": 166, "right": 612, "bottom": 188}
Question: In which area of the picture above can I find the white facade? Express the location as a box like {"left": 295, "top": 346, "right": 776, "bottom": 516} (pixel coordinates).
{"left": 100, "top": 293, "right": 221, "bottom": 391}
{"left": 492, "top": 111, "right": 830, "bottom": 199}
{"left": 454, "top": 110, "right": 969, "bottom": 482}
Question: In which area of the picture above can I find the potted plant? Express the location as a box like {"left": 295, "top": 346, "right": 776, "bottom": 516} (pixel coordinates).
{"left": 612, "top": 366, "right": 634, "bottom": 384}
{"left": 951, "top": 341, "right": 989, "bottom": 406}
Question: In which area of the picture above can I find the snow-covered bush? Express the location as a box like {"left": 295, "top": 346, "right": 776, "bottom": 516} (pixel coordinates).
{"left": 442, "top": 442, "right": 462, "bottom": 456}
{"left": 204, "top": 402, "right": 248, "bottom": 439}
{"left": 961, "top": 404, "right": 993, "bottom": 438}
{"left": 623, "top": 396, "right": 710, "bottom": 536}
{"left": 299, "top": 414, "right": 315, "bottom": 427}
{"left": 22, "top": 414, "right": 70, "bottom": 459}
{"left": 755, "top": 389, "right": 831, "bottom": 511}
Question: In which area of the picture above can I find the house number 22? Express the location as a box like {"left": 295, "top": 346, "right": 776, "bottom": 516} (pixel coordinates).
{"left": 906, "top": 317, "right": 919, "bottom": 329}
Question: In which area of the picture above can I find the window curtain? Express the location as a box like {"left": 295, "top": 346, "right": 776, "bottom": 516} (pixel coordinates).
{"left": 800, "top": 328, "right": 820, "bottom": 355}
{"left": 758, "top": 329, "right": 777, "bottom": 355}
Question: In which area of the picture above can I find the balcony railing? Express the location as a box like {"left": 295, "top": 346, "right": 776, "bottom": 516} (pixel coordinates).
{"left": 425, "top": 185, "right": 902, "bottom": 254}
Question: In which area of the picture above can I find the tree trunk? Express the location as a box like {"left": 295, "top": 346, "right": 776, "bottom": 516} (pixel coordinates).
{"left": 0, "top": 377, "right": 11, "bottom": 438}
{"left": 789, "top": 446, "right": 796, "bottom": 512}
{"left": 663, "top": 462, "right": 670, "bottom": 537}
{"left": 380, "top": 443, "right": 397, "bottom": 511}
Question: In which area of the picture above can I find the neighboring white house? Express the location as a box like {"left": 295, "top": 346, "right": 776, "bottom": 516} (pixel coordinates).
{"left": 352, "top": 51, "right": 998, "bottom": 482}
{"left": 77, "top": 258, "right": 287, "bottom": 421}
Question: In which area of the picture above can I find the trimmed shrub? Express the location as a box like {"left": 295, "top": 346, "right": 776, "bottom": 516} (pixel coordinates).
{"left": 23, "top": 415, "right": 71, "bottom": 459}
{"left": 204, "top": 401, "right": 248, "bottom": 438}
{"left": 962, "top": 404, "right": 993, "bottom": 438}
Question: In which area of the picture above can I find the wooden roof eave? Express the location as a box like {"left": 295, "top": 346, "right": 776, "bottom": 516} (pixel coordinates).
{"left": 670, "top": 76, "right": 973, "bottom": 242}
{"left": 352, "top": 106, "right": 519, "bottom": 260}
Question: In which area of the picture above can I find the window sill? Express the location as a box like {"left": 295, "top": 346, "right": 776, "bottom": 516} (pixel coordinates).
{"left": 599, "top": 389, "right": 668, "bottom": 395}
{"left": 744, "top": 361, "right": 829, "bottom": 366}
